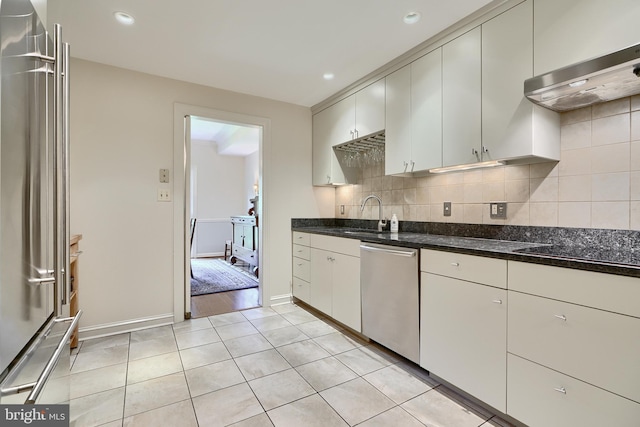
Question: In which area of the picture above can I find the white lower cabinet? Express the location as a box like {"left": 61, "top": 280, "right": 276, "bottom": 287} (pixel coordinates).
{"left": 420, "top": 250, "right": 507, "bottom": 413}
{"left": 507, "top": 261, "right": 640, "bottom": 426}
{"left": 292, "top": 234, "right": 311, "bottom": 303}
{"left": 294, "top": 233, "right": 361, "bottom": 332}
{"left": 508, "top": 354, "right": 640, "bottom": 427}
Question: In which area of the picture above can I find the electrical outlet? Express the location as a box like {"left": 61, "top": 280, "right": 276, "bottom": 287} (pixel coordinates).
{"left": 443, "top": 201, "right": 452, "bottom": 217}
{"left": 158, "top": 188, "right": 171, "bottom": 201}
{"left": 490, "top": 202, "right": 507, "bottom": 219}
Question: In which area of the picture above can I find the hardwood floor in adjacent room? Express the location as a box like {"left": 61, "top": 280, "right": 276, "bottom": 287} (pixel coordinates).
{"left": 191, "top": 287, "right": 260, "bottom": 318}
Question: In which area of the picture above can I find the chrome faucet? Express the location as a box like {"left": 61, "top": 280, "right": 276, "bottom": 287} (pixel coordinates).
{"left": 361, "top": 194, "right": 387, "bottom": 231}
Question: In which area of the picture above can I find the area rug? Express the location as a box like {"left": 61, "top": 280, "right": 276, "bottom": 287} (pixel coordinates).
{"left": 190, "top": 258, "right": 258, "bottom": 296}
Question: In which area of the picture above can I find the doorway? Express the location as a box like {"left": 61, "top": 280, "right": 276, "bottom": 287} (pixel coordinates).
{"left": 172, "top": 104, "right": 269, "bottom": 323}
{"left": 189, "top": 117, "right": 260, "bottom": 317}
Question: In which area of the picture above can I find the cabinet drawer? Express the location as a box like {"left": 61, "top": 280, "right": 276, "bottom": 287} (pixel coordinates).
{"left": 508, "top": 261, "right": 640, "bottom": 318}
{"left": 508, "top": 291, "right": 640, "bottom": 403}
{"left": 292, "top": 232, "right": 310, "bottom": 246}
{"left": 292, "top": 257, "right": 310, "bottom": 282}
{"left": 310, "top": 234, "right": 360, "bottom": 257}
{"left": 420, "top": 249, "right": 506, "bottom": 288}
{"left": 507, "top": 354, "right": 640, "bottom": 427}
{"left": 292, "top": 244, "right": 310, "bottom": 260}
{"left": 292, "top": 277, "right": 310, "bottom": 303}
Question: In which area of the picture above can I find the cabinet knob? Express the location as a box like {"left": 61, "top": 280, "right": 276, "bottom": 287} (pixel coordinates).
{"left": 554, "top": 387, "right": 567, "bottom": 394}
{"left": 554, "top": 314, "right": 567, "bottom": 321}
{"left": 492, "top": 299, "right": 503, "bottom": 304}
{"left": 450, "top": 262, "right": 460, "bottom": 267}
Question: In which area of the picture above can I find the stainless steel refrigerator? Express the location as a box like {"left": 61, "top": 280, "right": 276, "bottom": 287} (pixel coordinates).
{"left": 0, "top": 0, "right": 80, "bottom": 405}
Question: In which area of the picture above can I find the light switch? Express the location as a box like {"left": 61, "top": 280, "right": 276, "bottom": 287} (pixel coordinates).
{"left": 158, "top": 189, "right": 171, "bottom": 201}
{"left": 159, "top": 169, "right": 170, "bottom": 183}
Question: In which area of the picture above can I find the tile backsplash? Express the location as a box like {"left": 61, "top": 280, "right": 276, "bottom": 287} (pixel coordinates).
{"left": 335, "top": 95, "right": 640, "bottom": 230}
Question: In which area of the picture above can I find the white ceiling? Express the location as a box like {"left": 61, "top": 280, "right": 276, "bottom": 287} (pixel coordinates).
{"left": 191, "top": 117, "right": 259, "bottom": 156}
{"left": 48, "top": 0, "right": 495, "bottom": 108}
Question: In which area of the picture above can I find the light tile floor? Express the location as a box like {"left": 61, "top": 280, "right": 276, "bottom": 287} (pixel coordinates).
{"left": 69, "top": 303, "right": 514, "bottom": 427}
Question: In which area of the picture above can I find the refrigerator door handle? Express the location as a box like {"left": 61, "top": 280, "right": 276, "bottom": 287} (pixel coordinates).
{"left": 27, "top": 277, "right": 56, "bottom": 286}
{"left": 53, "top": 24, "right": 70, "bottom": 313}
{"left": 24, "top": 310, "right": 82, "bottom": 404}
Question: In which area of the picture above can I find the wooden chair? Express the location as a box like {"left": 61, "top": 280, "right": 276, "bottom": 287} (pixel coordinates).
{"left": 190, "top": 218, "right": 197, "bottom": 278}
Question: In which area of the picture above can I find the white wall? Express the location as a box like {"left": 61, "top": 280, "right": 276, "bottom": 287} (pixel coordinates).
{"left": 245, "top": 150, "right": 260, "bottom": 208}
{"left": 70, "top": 59, "right": 334, "bottom": 337}
{"left": 191, "top": 139, "right": 246, "bottom": 257}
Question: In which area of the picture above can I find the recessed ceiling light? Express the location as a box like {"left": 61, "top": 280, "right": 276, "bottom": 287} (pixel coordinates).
{"left": 403, "top": 11, "right": 421, "bottom": 24}
{"left": 323, "top": 73, "right": 335, "bottom": 80}
{"left": 114, "top": 11, "right": 135, "bottom": 25}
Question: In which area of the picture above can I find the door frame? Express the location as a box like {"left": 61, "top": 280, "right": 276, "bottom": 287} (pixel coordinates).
{"left": 173, "top": 103, "right": 269, "bottom": 322}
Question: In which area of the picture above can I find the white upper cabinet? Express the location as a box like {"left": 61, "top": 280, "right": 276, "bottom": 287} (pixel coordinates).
{"left": 386, "top": 49, "right": 443, "bottom": 175}
{"left": 412, "top": 49, "right": 443, "bottom": 172}
{"left": 534, "top": 0, "right": 640, "bottom": 76}
{"left": 354, "top": 79, "right": 386, "bottom": 138}
{"left": 385, "top": 66, "right": 412, "bottom": 175}
{"left": 312, "top": 80, "right": 384, "bottom": 186}
{"left": 312, "top": 101, "right": 351, "bottom": 185}
{"left": 442, "top": 27, "right": 482, "bottom": 167}
{"left": 482, "top": 0, "right": 559, "bottom": 162}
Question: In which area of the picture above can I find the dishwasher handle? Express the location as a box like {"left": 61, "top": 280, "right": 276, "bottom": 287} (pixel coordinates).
{"left": 360, "top": 244, "right": 416, "bottom": 257}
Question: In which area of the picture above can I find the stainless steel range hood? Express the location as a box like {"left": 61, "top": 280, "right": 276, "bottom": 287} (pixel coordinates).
{"left": 525, "top": 43, "right": 640, "bottom": 112}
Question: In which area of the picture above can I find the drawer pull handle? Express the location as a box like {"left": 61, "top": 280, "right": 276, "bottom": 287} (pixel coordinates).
{"left": 554, "top": 387, "right": 567, "bottom": 394}
{"left": 492, "top": 299, "right": 503, "bottom": 304}
{"left": 554, "top": 314, "right": 567, "bottom": 321}
{"left": 450, "top": 262, "right": 460, "bottom": 267}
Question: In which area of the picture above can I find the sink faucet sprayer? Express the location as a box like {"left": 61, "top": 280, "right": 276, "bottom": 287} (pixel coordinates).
{"left": 361, "top": 195, "right": 387, "bottom": 231}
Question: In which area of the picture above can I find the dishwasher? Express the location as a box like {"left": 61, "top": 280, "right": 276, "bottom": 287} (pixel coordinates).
{"left": 360, "top": 243, "right": 420, "bottom": 364}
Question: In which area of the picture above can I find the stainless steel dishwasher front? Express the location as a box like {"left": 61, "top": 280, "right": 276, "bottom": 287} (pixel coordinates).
{"left": 360, "top": 243, "right": 420, "bottom": 363}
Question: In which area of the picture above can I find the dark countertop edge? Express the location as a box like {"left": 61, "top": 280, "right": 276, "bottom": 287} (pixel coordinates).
{"left": 291, "top": 224, "right": 640, "bottom": 279}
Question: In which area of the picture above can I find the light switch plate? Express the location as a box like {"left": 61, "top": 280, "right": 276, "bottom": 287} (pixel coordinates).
{"left": 158, "top": 188, "right": 171, "bottom": 201}
{"left": 443, "top": 202, "right": 452, "bottom": 217}
{"left": 159, "top": 169, "right": 170, "bottom": 183}
{"left": 490, "top": 202, "right": 507, "bottom": 219}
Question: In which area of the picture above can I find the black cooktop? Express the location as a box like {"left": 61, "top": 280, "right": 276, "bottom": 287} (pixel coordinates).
{"left": 514, "top": 245, "right": 640, "bottom": 267}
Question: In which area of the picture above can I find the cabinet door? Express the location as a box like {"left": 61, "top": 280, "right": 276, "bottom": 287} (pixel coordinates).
{"left": 233, "top": 224, "right": 244, "bottom": 247}
{"left": 243, "top": 225, "right": 254, "bottom": 250}
{"left": 442, "top": 27, "right": 481, "bottom": 167}
{"left": 411, "top": 48, "right": 442, "bottom": 171}
{"left": 309, "top": 248, "right": 333, "bottom": 316}
{"left": 385, "top": 66, "right": 412, "bottom": 175}
{"left": 355, "top": 79, "right": 385, "bottom": 137}
{"left": 331, "top": 253, "right": 361, "bottom": 332}
{"left": 482, "top": 1, "right": 532, "bottom": 161}
{"left": 312, "top": 106, "right": 347, "bottom": 185}
{"left": 421, "top": 273, "right": 507, "bottom": 412}
{"left": 534, "top": 0, "right": 640, "bottom": 76}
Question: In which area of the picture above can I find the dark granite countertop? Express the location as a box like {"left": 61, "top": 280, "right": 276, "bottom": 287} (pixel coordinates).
{"left": 291, "top": 219, "right": 640, "bottom": 278}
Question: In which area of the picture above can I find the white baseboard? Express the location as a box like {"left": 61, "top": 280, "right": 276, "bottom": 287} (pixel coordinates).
{"left": 78, "top": 313, "right": 174, "bottom": 342}
{"left": 269, "top": 293, "right": 292, "bottom": 307}
{"left": 195, "top": 252, "right": 223, "bottom": 258}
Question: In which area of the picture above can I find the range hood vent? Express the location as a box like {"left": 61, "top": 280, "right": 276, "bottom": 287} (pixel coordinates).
{"left": 525, "top": 43, "right": 640, "bottom": 112}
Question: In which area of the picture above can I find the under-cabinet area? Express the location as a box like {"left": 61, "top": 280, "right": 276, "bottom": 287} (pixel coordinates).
{"left": 291, "top": 229, "right": 640, "bottom": 427}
